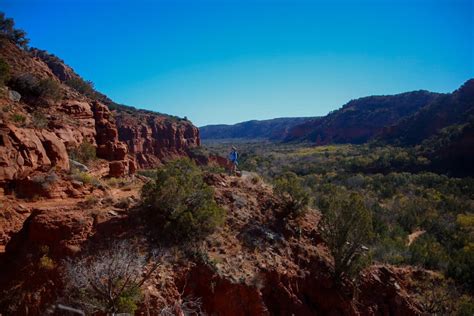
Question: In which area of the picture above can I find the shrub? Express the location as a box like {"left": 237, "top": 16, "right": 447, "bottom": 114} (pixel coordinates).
{"left": 8, "top": 73, "right": 37, "bottom": 94}
{"left": 408, "top": 233, "right": 449, "bottom": 270}
{"left": 141, "top": 158, "right": 225, "bottom": 244}
{"left": 31, "top": 110, "right": 48, "bottom": 128}
{"left": 137, "top": 169, "right": 157, "bottom": 179}
{"left": 411, "top": 276, "right": 474, "bottom": 315}
{"left": 71, "top": 170, "right": 101, "bottom": 188}
{"left": 82, "top": 195, "right": 99, "bottom": 207}
{"left": 9, "top": 74, "right": 62, "bottom": 100}
{"left": 69, "top": 141, "right": 97, "bottom": 165}
{"left": 36, "top": 78, "right": 62, "bottom": 101}
{"left": 274, "top": 172, "right": 311, "bottom": 218}
{"left": 71, "top": 171, "right": 94, "bottom": 184}
{"left": 32, "top": 171, "right": 59, "bottom": 191}
{"left": 457, "top": 296, "right": 474, "bottom": 316}
{"left": 0, "top": 58, "right": 9, "bottom": 86}
{"left": 38, "top": 255, "right": 55, "bottom": 270}
{"left": 11, "top": 113, "right": 26, "bottom": 124}
{"left": 61, "top": 241, "right": 158, "bottom": 314}
{"left": 65, "top": 77, "right": 96, "bottom": 98}
{"left": 318, "top": 187, "right": 373, "bottom": 281}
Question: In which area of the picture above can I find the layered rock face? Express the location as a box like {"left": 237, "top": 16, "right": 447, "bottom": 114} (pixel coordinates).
{"left": 52, "top": 100, "right": 96, "bottom": 147}
{"left": 91, "top": 101, "right": 135, "bottom": 177}
{"left": 116, "top": 112, "right": 200, "bottom": 169}
{"left": 285, "top": 91, "right": 440, "bottom": 144}
{"left": 0, "top": 40, "right": 201, "bottom": 184}
{"left": 0, "top": 98, "right": 133, "bottom": 183}
{"left": 0, "top": 124, "right": 69, "bottom": 182}
{"left": 30, "top": 48, "right": 78, "bottom": 82}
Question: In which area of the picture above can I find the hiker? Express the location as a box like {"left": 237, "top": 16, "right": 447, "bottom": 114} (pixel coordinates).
{"left": 229, "top": 146, "right": 238, "bottom": 175}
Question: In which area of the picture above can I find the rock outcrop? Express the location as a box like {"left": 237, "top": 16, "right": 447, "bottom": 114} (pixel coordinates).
{"left": 0, "top": 172, "right": 424, "bottom": 315}
{"left": 30, "top": 48, "right": 78, "bottom": 82}
{"left": 0, "top": 40, "right": 201, "bottom": 184}
{"left": 91, "top": 101, "right": 134, "bottom": 177}
{"left": 285, "top": 91, "right": 440, "bottom": 144}
{"left": 0, "top": 124, "right": 69, "bottom": 182}
{"left": 116, "top": 111, "right": 200, "bottom": 169}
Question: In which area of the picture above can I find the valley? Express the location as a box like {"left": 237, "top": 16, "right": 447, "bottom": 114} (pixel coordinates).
{"left": 0, "top": 8, "right": 473, "bottom": 316}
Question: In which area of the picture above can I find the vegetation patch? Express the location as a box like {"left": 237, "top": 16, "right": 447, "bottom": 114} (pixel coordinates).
{"left": 0, "top": 12, "right": 29, "bottom": 49}
{"left": 9, "top": 74, "right": 62, "bottom": 101}
{"left": 69, "top": 141, "right": 97, "bottom": 165}
{"left": 317, "top": 186, "right": 373, "bottom": 281}
{"left": 273, "top": 171, "right": 311, "bottom": 218}
{"left": 204, "top": 140, "right": 474, "bottom": 300}
{"left": 61, "top": 241, "right": 158, "bottom": 314}
{"left": 11, "top": 113, "right": 26, "bottom": 124}
{"left": 141, "top": 158, "right": 225, "bottom": 244}
{"left": 0, "top": 58, "right": 10, "bottom": 86}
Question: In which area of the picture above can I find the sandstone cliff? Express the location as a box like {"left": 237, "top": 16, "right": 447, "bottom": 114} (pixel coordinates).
{"left": 0, "top": 40, "right": 200, "bottom": 189}
{"left": 285, "top": 91, "right": 440, "bottom": 144}
{"left": 115, "top": 111, "right": 200, "bottom": 169}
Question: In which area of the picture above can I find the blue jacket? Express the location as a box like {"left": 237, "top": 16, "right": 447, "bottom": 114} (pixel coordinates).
{"left": 229, "top": 150, "right": 238, "bottom": 163}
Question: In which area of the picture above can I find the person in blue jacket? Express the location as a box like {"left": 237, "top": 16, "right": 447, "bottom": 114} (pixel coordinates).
{"left": 229, "top": 146, "right": 238, "bottom": 175}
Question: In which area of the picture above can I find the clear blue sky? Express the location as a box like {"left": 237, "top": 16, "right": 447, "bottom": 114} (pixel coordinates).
{"left": 3, "top": 0, "right": 473, "bottom": 126}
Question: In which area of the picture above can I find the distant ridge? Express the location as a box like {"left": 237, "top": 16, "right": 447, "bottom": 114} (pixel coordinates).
{"left": 200, "top": 117, "right": 317, "bottom": 140}
{"left": 285, "top": 90, "right": 441, "bottom": 144}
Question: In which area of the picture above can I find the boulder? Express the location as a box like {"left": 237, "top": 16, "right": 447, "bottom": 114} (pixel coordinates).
{"left": 69, "top": 159, "right": 89, "bottom": 172}
{"left": 0, "top": 124, "right": 69, "bottom": 182}
{"left": 26, "top": 209, "right": 94, "bottom": 257}
{"left": 109, "top": 160, "right": 127, "bottom": 177}
{"left": 8, "top": 89, "right": 21, "bottom": 102}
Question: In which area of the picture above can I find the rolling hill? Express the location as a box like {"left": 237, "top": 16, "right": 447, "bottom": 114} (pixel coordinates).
{"left": 200, "top": 117, "right": 316, "bottom": 141}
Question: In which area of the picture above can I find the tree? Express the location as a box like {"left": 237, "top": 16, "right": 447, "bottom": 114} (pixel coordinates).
{"left": 318, "top": 187, "right": 373, "bottom": 281}
{"left": 141, "top": 158, "right": 225, "bottom": 244}
{"left": 274, "top": 172, "right": 311, "bottom": 218}
{"left": 0, "top": 12, "right": 29, "bottom": 49}
{"left": 62, "top": 241, "right": 160, "bottom": 314}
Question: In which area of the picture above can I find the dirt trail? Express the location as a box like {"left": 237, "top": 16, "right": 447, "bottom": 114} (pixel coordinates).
{"left": 407, "top": 229, "right": 426, "bottom": 246}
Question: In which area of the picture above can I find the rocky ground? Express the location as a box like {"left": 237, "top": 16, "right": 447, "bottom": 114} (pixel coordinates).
{"left": 0, "top": 167, "right": 428, "bottom": 315}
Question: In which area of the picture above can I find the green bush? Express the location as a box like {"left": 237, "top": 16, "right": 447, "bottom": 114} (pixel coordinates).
{"left": 0, "top": 58, "right": 9, "bottom": 86}
{"left": 116, "top": 287, "right": 142, "bottom": 314}
{"left": 65, "top": 77, "right": 96, "bottom": 98}
{"left": 457, "top": 295, "right": 474, "bottom": 316}
{"left": 141, "top": 158, "right": 225, "bottom": 243}
{"left": 69, "top": 141, "right": 97, "bottom": 165}
{"left": 408, "top": 233, "right": 449, "bottom": 270}
{"left": 0, "top": 13, "right": 29, "bottom": 49}
{"left": 11, "top": 113, "right": 26, "bottom": 124}
{"left": 318, "top": 187, "right": 373, "bottom": 281}
{"left": 36, "top": 78, "right": 62, "bottom": 101}
{"left": 38, "top": 255, "right": 55, "bottom": 270}
{"left": 9, "top": 74, "right": 62, "bottom": 100}
{"left": 274, "top": 172, "right": 311, "bottom": 218}
{"left": 71, "top": 171, "right": 101, "bottom": 188}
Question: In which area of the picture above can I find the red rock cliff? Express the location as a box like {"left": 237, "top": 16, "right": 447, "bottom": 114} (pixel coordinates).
{"left": 115, "top": 111, "right": 200, "bottom": 169}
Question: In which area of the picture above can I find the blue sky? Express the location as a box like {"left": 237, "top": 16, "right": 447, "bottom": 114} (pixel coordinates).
{"left": 3, "top": 0, "right": 473, "bottom": 126}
